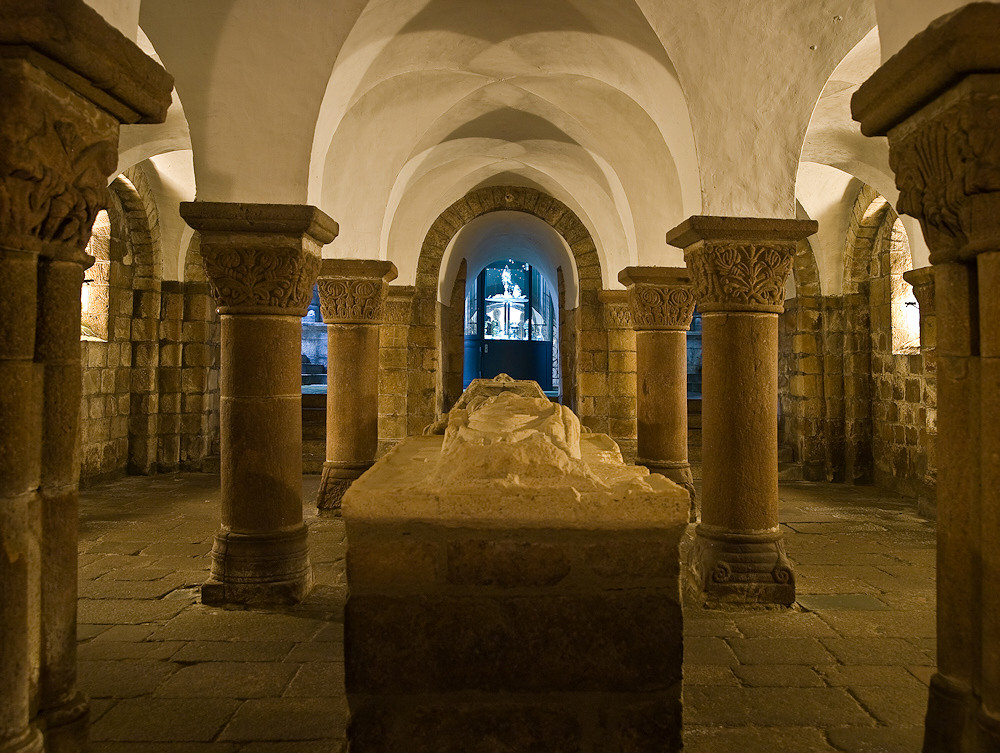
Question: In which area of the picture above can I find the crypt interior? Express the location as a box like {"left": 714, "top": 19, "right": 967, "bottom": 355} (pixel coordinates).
{"left": 1, "top": 0, "right": 999, "bottom": 751}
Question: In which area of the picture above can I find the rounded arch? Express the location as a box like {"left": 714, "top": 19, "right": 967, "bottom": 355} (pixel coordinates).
{"left": 415, "top": 185, "right": 602, "bottom": 303}
{"left": 110, "top": 166, "right": 161, "bottom": 282}
{"left": 844, "top": 184, "right": 890, "bottom": 295}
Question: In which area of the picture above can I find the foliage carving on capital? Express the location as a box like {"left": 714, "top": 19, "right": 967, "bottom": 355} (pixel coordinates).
{"left": 888, "top": 89, "right": 1000, "bottom": 260}
{"left": 0, "top": 71, "right": 117, "bottom": 253}
{"left": 628, "top": 285, "right": 696, "bottom": 330}
{"left": 686, "top": 242, "right": 794, "bottom": 313}
{"left": 318, "top": 277, "right": 388, "bottom": 324}
{"left": 202, "top": 247, "right": 321, "bottom": 314}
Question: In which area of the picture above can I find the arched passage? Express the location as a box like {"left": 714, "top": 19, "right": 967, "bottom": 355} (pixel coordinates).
{"left": 401, "top": 185, "right": 603, "bottom": 441}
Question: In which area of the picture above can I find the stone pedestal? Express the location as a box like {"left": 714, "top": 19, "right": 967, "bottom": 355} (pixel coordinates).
{"left": 852, "top": 6, "right": 1000, "bottom": 749}
{"left": 668, "top": 216, "right": 817, "bottom": 607}
{"left": 343, "top": 376, "right": 689, "bottom": 752}
{"left": 618, "top": 267, "right": 697, "bottom": 518}
{"left": 179, "top": 203, "right": 338, "bottom": 606}
{"left": 315, "top": 259, "right": 397, "bottom": 514}
{"left": 0, "top": 3, "right": 171, "bottom": 751}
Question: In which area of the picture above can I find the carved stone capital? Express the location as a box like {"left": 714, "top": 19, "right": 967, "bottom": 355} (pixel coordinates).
{"left": 903, "top": 266, "right": 935, "bottom": 317}
{"left": 0, "top": 0, "right": 171, "bottom": 256}
{"left": 852, "top": 5, "right": 1000, "bottom": 264}
{"left": 179, "top": 203, "right": 338, "bottom": 316}
{"left": 598, "top": 289, "right": 632, "bottom": 329}
{"left": 0, "top": 63, "right": 114, "bottom": 257}
{"left": 618, "top": 266, "right": 695, "bottom": 331}
{"left": 667, "top": 216, "right": 816, "bottom": 314}
{"left": 317, "top": 259, "right": 398, "bottom": 325}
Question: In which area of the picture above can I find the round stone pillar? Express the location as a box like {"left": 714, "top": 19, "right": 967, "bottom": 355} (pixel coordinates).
{"left": 179, "top": 203, "right": 338, "bottom": 606}
{"left": 667, "top": 216, "right": 817, "bottom": 607}
{"left": 35, "top": 246, "right": 92, "bottom": 751}
{"left": 618, "top": 267, "right": 696, "bottom": 517}
{"left": 853, "top": 7, "right": 1000, "bottom": 748}
{"left": 0, "top": 4, "right": 171, "bottom": 751}
{"left": 315, "top": 260, "right": 397, "bottom": 513}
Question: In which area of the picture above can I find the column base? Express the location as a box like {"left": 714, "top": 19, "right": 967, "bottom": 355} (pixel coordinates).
{"left": 0, "top": 728, "right": 43, "bottom": 753}
{"left": 317, "top": 461, "right": 372, "bottom": 514}
{"left": 38, "top": 692, "right": 89, "bottom": 753}
{"left": 202, "top": 525, "right": 313, "bottom": 606}
{"left": 922, "top": 672, "right": 971, "bottom": 752}
{"left": 688, "top": 525, "right": 795, "bottom": 607}
{"left": 640, "top": 459, "right": 696, "bottom": 521}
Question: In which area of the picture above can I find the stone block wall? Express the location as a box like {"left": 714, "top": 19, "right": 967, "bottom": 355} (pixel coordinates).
{"left": 79, "top": 189, "right": 136, "bottom": 481}
{"left": 80, "top": 338, "right": 132, "bottom": 480}
{"left": 80, "top": 184, "right": 221, "bottom": 484}
{"left": 378, "top": 286, "right": 414, "bottom": 457}
{"left": 868, "top": 220, "right": 934, "bottom": 500}
{"left": 777, "top": 199, "right": 935, "bottom": 503}
{"left": 778, "top": 296, "right": 826, "bottom": 480}
{"left": 599, "top": 290, "right": 637, "bottom": 463}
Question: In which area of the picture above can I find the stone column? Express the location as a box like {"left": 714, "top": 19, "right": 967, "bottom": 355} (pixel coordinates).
{"left": 852, "top": 6, "right": 1000, "bottom": 749}
{"left": 667, "top": 216, "right": 817, "bottom": 607}
{"left": 903, "top": 266, "right": 937, "bottom": 518}
{"left": 315, "top": 259, "right": 397, "bottom": 513}
{"left": 618, "top": 267, "right": 696, "bottom": 517}
{"left": 179, "top": 203, "right": 338, "bottom": 606}
{"left": 35, "top": 244, "right": 91, "bottom": 752}
{"left": 0, "top": 4, "right": 171, "bottom": 751}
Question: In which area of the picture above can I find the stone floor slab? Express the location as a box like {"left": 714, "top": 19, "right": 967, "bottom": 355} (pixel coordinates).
{"left": 155, "top": 661, "right": 299, "bottom": 698}
{"left": 727, "top": 637, "right": 835, "bottom": 665}
{"left": 684, "top": 726, "right": 839, "bottom": 753}
{"left": 733, "top": 664, "right": 825, "bottom": 687}
{"left": 797, "top": 594, "right": 890, "bottom": 611}
{"left": 219, "top": 699, "right": 346, "bottom": 742}
{"left": 90, "top": 698, "right": 239, "bottom": 741}
{"left": 685, "top": 687, "right": 876, "bottom": 727}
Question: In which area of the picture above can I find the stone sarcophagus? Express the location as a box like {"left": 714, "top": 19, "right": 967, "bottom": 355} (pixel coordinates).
{"left": 342, "top": 375, "right": 688, "bottom": 752}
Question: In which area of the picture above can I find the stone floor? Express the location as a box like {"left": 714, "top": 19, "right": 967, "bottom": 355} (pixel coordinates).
{"left": 77, "top": 475, "right": 935, "bottom": 752}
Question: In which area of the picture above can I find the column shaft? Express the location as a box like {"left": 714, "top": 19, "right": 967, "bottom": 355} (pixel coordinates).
{"left": 636, "top": 330, "right": 688, "bottom": 473}
{"left": 318, "top": 325, "right": 379, "bottom": 508}
{"left": 928, "top": 262, "right": 980, "bottom": 741}
{"left": 36, "top": 251, "right": 89, "bottom": 749}
{"left": 668, "top": 217, "right": 816, "bottom": 607}
{"left": 220, "top": 315, "right": 305, "bottom": 532}
{"left": 978, "top": 252, "right": 1000, "bottom": 741}
{"left": 0, "top": 247, "right": 44, "bottom": 753}
{"left": 700, "top": 313, "right": 778, "bottom": 531}
{"left": 314, "top": 259, "right": 396, "bottom": 513}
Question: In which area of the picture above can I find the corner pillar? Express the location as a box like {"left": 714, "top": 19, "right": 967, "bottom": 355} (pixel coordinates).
{"left": 618, "top": 267, "right": 697, "bottom": 517}
{"left": 668, "top": 216, "right": 817, "bottom": 607}
{"left": 0, "top": 3, "right": 171, "bottom": 751}
{"left": 179, "top": 202, "right": 338, "bottom": 606}
{"left": 852, "top": 6, "right": 1000, "bottom": 749}
{"left": 315, "top": 260, "right": 397, "bottom": 513}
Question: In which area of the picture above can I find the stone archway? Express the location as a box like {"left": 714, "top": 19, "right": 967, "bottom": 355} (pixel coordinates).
{"left": 402, "top": 185, "right": 604, "bottom": 440}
